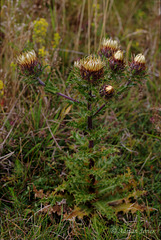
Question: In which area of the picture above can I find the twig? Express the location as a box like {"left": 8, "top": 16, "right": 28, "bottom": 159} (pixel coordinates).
{"left": 121, "top": 143, "right": 138, "bottom": 155}
{"left": 0, "top": 151, "right": 15, "bottom": 161}
{"left": 26, "top": 205, "right": 51, "bottom": 223}
{"left": 0, "top": 119, "right": 18, "bottom": 151}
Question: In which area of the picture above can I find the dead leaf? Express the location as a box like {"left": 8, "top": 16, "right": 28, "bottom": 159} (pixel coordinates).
{"left": 63, "top": 206, "right": 88, "bottom": 222}
{"left": 52, "top": 205, "right": 62, "bottom": 215}
{"left": 33, "top": 185, "right": 45, "bottom": 199}
{"left": 114, "top": 202, "right": 143, "bottom": 214}
{"left": 108, "top": 190, "right": 156, "bottom": 215}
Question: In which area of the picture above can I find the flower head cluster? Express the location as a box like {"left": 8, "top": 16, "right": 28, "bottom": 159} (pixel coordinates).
{"left": 129, "top": 53, "right": 146, "bottom": 75}
{"left": 17, "top": 50, "right": 42, "bottom": 76}
{"left": 100, "top": 85, "right": 115, "bottom": 99}
{"left": 109, "top": 50, "right": 125, "bottom": 72}
{"left": 0, "top": 80, "right": 4, "bottom": 96}
{"left": 33, "top": 18, "right": 48, "bottom": 45}
{"left": 52, "top": 32, "right": 61, "bottom": 49}
{"left": 99, "top": 38, "right": 119, "bottom": 58}
{"left": 74, "top": 55, "right": 105, "bottom": 84}
{"left": 38, "top": 46, "right": 48, "bottom": 58}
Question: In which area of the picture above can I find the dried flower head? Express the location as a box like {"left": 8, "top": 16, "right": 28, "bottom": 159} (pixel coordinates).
{"left": 74, "top": 55, "right": 105, "bottom": 84}
{"left": 129, "top": 53, "right": 146, "bottom": 75}
{"left": 109, "top": 50, "right": 125, "bottom": 72}
{"left": 17, "top": 50, "right": 42, "bottom": 76}
{"left": 99, "top": 38, "right": 119, "bottom": 58}
{"left": 100, "top": 85, "right": 115, "bottom": 99}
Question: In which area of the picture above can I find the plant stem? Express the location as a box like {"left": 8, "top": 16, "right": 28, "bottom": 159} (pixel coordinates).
{"left": 37, "top": 78, "right": 80, "bottom": 103}
{"left": 88, "top": 90, "right": 95, "bottom": 193}
{"left": 94, "top": 103, "right": 106, "bottom": 116}
{"left": 56, "top": 92, "right": 80, "bottom": 103}
{"left": 88, "top": 91, "right": 94, "bottom": 149}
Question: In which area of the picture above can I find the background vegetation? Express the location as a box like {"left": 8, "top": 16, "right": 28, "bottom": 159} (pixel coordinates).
{"left": 0, "top": 0, "right": 160, "bottom": 239}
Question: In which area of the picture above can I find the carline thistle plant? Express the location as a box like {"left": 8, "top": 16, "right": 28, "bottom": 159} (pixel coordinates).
{"left": 17, "top": 38, "right": 147, "bottom": 218}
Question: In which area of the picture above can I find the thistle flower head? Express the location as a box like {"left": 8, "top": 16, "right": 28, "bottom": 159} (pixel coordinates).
{"left": 100, "top": 84, "right": 115, "bottom": 99}
{"left": 129, "top": 53, "right": 146, "bottom": 75}
{"left": 74, "top": 60, "right": 81, "bottom": 69}
{"left": 114, "top": 50, "right": 124, "bottom": 61}
{"left": 109, "top": 50, "right": 125, "bottom": 72}
{"left": 99, "top": 38, "right": 119, "bottom": 58}
{"left": 17, "top": 50, "right": 42, "bottom": 76}
{"left": 102, "top": 38, "right": 119, "bottom": 50}
{"left": 134, "top": 53, "right": 145, "bottom": 64}
{"left": 74, "top": 55, "right": 105, "bottom": 84}
{"left": 17, "top": 50, "right": 36, "bottom": 65}
{"left": 81, "top": 55, "right": 104, "bottom": 71}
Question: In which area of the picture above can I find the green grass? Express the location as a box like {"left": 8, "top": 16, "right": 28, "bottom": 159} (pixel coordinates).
{"left": 0, "top": 0, "right": 160, "bottom": 239}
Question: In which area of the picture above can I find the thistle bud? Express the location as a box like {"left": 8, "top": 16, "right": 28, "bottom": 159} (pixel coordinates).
{"left": 129, "top": 53, "right": 146, "bottom": 75}
{"left": 17, "top": 50, "right": 42, "bottom": 76}
{"left": 99, "top": 85, "right": 115, "bottom": 99}
{"left": 74, "top": 55, "right": 105, "bottom": 84}
{"left": 99, "top": 38, "right": 119, "bottom": 58}
{"left": 109, "top": 50, "right": 125, "bottom": 72}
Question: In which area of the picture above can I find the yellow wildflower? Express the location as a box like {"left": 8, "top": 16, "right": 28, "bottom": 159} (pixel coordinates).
{"left": 33, "top": 18, "right": 48, "bottom": 45}
{"left": 52, "top": 33, "right": 60, "bottom": 49}
{"left": 38, "top": 46, "right": 48, "bottom": 58}
{"left": 0, "top": 90, "right": 4, "bottom": 96}
{"left": 0, "top": 80, "right": 4, "bottom": 90}
{"left": 0, "top": 80, "right": 4, "bottom": 96}
{"left": 10, "top": 61, "right": 17, "bottom": 71}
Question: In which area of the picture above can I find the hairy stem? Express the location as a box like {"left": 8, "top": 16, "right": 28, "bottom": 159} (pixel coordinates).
{"left": 88, "top": 90, "right": 94, "bottom": 149}
{"left": 88, "top": 90, "right": 95, "bottom": 193}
